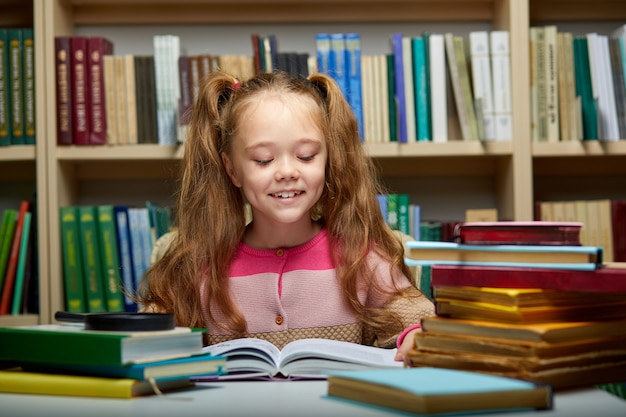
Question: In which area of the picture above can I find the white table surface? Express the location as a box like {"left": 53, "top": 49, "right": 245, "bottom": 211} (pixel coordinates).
{"left": 1, "top": 380, "right": 625, "bottom": 417}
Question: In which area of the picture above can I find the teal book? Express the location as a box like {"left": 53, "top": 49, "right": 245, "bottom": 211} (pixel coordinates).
{"left": 21, "top": 352, "right": 227, "bottom": 381}
{"left": 412, "top": 36, "right": 430, "bottom": 141}
{"left": 0, "top": 324, "right": 203, "bottom": 367}
{"left": 405, "top": 240, "right": 603, "bottom": 271}
{"left": 10, "top": 211, "right": 31, "bottom": 314}
{"left": 0, "top": 28, "right": 10, "bottom": 146}
{"left": 573, "top": 36, "right": 598, "bottom": 140}
{"left": 386, "top": 193, "right": 399, "bottom": 231}
{"left": 386, "top": 54, "right": 397, "bottom": 142}
{"left": 327, "top": 367, "right": 552, "bottom": 415}
{"left": 397, "top": 193, "right": 410, "bottom": 235}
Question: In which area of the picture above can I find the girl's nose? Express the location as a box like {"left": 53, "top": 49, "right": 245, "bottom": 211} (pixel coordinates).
{"left": 275, "top": 157, "right": 299, "bottom": 180}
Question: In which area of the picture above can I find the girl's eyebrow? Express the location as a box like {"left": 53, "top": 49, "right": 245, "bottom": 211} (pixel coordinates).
{"left": 244, "top": 138, "right": 323, "bottom": 151}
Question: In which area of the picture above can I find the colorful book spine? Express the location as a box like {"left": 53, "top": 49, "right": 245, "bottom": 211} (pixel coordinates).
{"left": 398, "top": 194, "right": 410, "bottom": 235}
{"left": 86, "top": 37, "right": 113, "bottom": 145}
{"left": 96, "top": 205, "right": 125, "bottom": 312}
{"left": 59, "top": 206, "right": 86, "bottom": 313}
{"left": 391, "top": 33, "right": 407, "bottom": 143}
{"left": 69, "top": 36, "right": 90, "bottom": 145}
{"left": 0, "top": 28, "right": 10, "bottom": 146}
{"left": 0, "top": 201, "right": 29, "bottom": 314}
{"left": 54, "top": 36, "right": 73, "bottom": 145}
{"left": 328, "top": 33, "right": 348, "bottom": 100}
{"left": 21, "top": 27, "right": 35, "bottom": 145}
{"left": 412, "top": 36, "right": 430, "bottom": 141}
{"left": 7, "top": 28, "right": 23, "bottom": 145}
{"left": 10, "top": 211, "right": 31, "bottom": 314}
{"left": 345, "top": 33, "right": 364, "bottom": 140}
{"left": 113, "top": 206, "right": 137, "bottom": 312}
{"left": 77, "top": 205, "right": 106, "bottom": 313}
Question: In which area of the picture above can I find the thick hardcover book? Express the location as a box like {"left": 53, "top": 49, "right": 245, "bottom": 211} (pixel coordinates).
{"left": 430, "top": 264, "right": 626, "bottom": 293}
{"left": 54, "top": 36, "right": 73, "bottom": 145}
{"left": 77, "top": 205, "right": 106, "bottom": 313}
{"left": 0, "top": 29, "right": 10, "bottom": 146}
{"left": 69, "top": 36, "right": 90, "bottom": 145}
{"left": 454, "top": 221, "right": 583, "bottom": 245}
{"left": 405, "top": 240, "right": 602, "bottom": 270}
{"left": 86, "top": 37, "right": 113, "bottom": 145}
{"left": 59, "top": 206, "right": 86, "bottom": 313}
{"left": 96, "top": 205, "right": 125, "bottom": 312}
{"left": 21, "top": 352, "right": 226, "bottom": 381}
{"left": 21, "top": 28, "right": 35, "bottom": 145}
{"left": 326, "top": 367, "right": 552, "bottom": 415}
{"left": 0, "top": 200, "right": 29, "bottom": 314}
{"left": 8, "top": 28, "right": 23, "bottom": 145}
{"left": 0, "top": 368, "right": 192, "bottom": 399}
{"left": 202, "top": 337, "right": 401, "bottom": 380}
{"left": 0, "top": 324, "right": 202, "bottom": 366}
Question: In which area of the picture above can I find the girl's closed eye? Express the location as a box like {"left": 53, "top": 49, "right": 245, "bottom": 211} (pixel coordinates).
{"left": 298, "top": 154, "right": 316, "bottom": 162}
{"left": 254, "top": 159, "right": 273, "bottom": 166}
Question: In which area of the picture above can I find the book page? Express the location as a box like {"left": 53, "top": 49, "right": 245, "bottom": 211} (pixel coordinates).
{"left": 203, "top": 338, "right": 281, "bottom": 370}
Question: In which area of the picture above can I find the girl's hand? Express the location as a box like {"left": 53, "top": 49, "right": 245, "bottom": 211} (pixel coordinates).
{"left": 394, "top": 328, "right": 421, "bottom": 366}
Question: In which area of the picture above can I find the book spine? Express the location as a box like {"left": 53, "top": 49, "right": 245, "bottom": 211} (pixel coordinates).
{"left": 78, "top": 205, "right": 106, "bottom": 313}
{"left": 59, "top": 206, "right": 86, "bottom": 313}
{"left": 22, "top": 28, "right": 35, "bottom": 145}
{"left": 386, "top": 54, "right": 397, "bottom": 142}
{"left": 10, "top": 211, "right": 31, "bottom": 314}
{"left": 412, "top": 36, "right": 430, "bottom": 141}
{"left": 453, "top": 35, "right": 479, "bottom": 141}
{"left": 469, "top": 31, "right": 495, "bottom": 140}
{"left": 391, "top": 33, "right": 407, "bottom": 143}
{"left": 123, "top": 54, "right": 138, "bottom": 144}
{"left": 398, "top": 194, "right": 410, "bottom": 235}
{"left": 86, "top": 37, "right": 112, "bottom": 145}
{"left": 345, "top": 33, "right": 364, "bottom": 141}
{"left": 0, "top": 201, "right": 29, "bottom": 314}
{"left": 0, "top": 209, "right": 17, "bottom": 287}
{"left": 177, "top": 54, "right": 192, "bottom": 143}
{"left": 113, "top": 206, "right": 137, "bottom": 312}
{"left": 153, "top": 35, "right": 180, "bottom": 145}
{"left": 329, "top": 33, "right": 349, "bottom": 100}
{"left": 102, "top": 54, "right": 117, "bottom": 144}
{"left": 0, "top": 29, "right": 11, "bottom": 146}
{"left": 96, "top": 205, "right": 125, "bottom": 312}
{"left": 55, "top": 36, "right": 73, "bottom": 145}
{"left": 444, "top": 33, "right": 470, "bottom": 141}
{"left": 113, "top": 55, "right": 128, "bottom": 144}
{"left": 401, "top": 36, "right": 417, "bottom": 142}
{"left": 544, "top": 26, "right": 559, "bottom": 142}
{"left": 386, "top": 193, "right": 399, "bottom": 231}
{"left": 429, "top": 33, "right": 447, "bottom": 143}
{"left": 69, "top": 36, "right": 90, "bottom": 145}
{"left": 490, "top": 30, "right": 513, "bottom": 141}
{"left": 8, "top": 28, "right": 23, "bottom": 145}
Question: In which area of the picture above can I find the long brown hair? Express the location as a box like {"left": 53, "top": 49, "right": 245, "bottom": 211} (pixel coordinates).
{"left": 140, "top": 70, "right": 415, "bottom": 337}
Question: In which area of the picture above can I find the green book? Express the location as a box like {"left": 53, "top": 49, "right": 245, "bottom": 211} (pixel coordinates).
{"left": 59, "top": 206, "right": 86, "bottom": 313}
{"left": 573, "top": 36, "right": 598, "bottom": 140}
{"left": 386, "top": 54, "right": 397, "bottom": 142}
{"left": 96, "top": 205, "right": 125, "bottom": 312}
{"left": 0, "top": 28, "right": 10, "bottom": 146}
{"left": 10, "top": 211, "right": 31, "bottom": 314}
{"left": 0, "top": 209, "right": 17, "bottom": 288}
{"left": 21, "top": 27, "right": 35, "bottom": 145}
{"left": 0, "top": 324, "right": 203, "bottom": 367}
{"left": 397, "top": 193, "right": 410, "bottom": 235}
{"left": 386, "top": 193, "right": 399, "bottom": 231}
{"left": 7, "top": 28, "right": 23, "bottom": 145}
{"left": 77, "top": 205, "right": 106, "bottom": 313}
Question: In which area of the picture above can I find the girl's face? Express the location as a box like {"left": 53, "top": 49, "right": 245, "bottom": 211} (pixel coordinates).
{"left": 222, "top": 93, "right": 327, "bottom": 231}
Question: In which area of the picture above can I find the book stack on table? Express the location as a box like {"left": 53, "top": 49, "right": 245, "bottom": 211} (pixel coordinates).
{"left": 0, "top": 323, "right": 227, "bottom": 398}
{"left": 405, "top": 221, "right": 626, "bottom": 390}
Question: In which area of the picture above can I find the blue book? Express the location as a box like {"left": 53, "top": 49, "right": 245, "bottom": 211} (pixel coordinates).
{"left": 113, "top": 206, "right": 137, "bottom": 312}
{"left": 327, "top": 367, "right": 552, "bottom": 415}
{"left": 376, "top": 194, "right": 388, "bottom": 222}
{"left": 315, "top": 33, "right": 331, "bottom": 74}
{"left": 390, "top": 33, "right": 407, "bottom": 143}
{"left": 21, "top": 352, "right": 227, "bottom": 381}
{"left": 345, "top": 33, "right": 364, "bottom": 140}
{"left": 412, "top": 36, "right": 430, "bottom": 141}
{"left": 405, "top": 241, "right": 603, "bottom": 271}
{"left": 329, "top": 33, "right": 348, "bottom": 99}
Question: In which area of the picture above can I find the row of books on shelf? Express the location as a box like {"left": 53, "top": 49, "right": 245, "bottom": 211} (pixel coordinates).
{"left": 0, "top": 200, "right": 38, "bottom": 316}
{"left": 404, "top": 221, "right": 626, "bottom": 392}
{"left": 531, "top": 24, "right": 626, "bottom": 142}
{"left": 535, "top": 198, "right": 626, "bottom": 262}
{"left": 0, "top": 27, "right": 36, "bottom": 147}
{"left": 54, "top": 28, "right": 514, "bottom": 147}
{"left": 59, "top": 202, "right": 171, "bottom": 314}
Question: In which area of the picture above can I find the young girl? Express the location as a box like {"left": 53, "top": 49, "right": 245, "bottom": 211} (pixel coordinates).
{"left": 140, "top": 70, "right": 434, "bottom": 362}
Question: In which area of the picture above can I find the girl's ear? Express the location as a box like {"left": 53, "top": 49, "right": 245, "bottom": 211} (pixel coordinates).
{"left": 221, "top": 152, "right": 242, "bottom": 188}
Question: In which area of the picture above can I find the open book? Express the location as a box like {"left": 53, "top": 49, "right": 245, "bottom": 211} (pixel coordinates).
{"left": 196, "top": 338, "right": 402, "bottom": 380}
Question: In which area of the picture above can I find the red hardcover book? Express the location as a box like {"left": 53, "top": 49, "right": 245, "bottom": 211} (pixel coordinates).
{"left": 54, "top": 37, "right": 73, "bottom": 145}
{"left": 430, "top": 264, "right": 626, "bottom": 293}
{"left": 87, "top": 37, "right": 113, "bottom": 145}
{"left": 0, "top": 200, "right": 29, "bottom": 314}
{"left": 611, "top": 200, "right": 626, "bottom": 262}
{"left": 455, "top": 221, "right": 583, "bottom": 246}
{"left": 70, "top": 36, "right": 90, "bottom": 145}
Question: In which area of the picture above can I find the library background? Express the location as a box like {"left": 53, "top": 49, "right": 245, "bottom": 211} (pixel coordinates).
{"left": 0, "top": 0, "right": 625, "bottom": 331}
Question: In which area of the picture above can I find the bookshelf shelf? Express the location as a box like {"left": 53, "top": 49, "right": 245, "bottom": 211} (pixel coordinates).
{"left": 56, "top": 145, "right": 184, "bottom": 161}
{"left": 0, "top": 146, "right": 36, "bottom": 161}
{"left": 533, "top": 141, "right": 626, "bottom": 157}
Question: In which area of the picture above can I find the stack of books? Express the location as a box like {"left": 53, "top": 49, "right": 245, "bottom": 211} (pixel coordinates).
{"left": 405, "top": 221, "right": 626, "bottom": 390}
{"left": 0, "top": 323, "right": 226, "bottom": 398}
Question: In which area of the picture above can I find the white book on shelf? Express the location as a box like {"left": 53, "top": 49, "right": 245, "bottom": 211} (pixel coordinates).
{"left": 469, "top": 31, "right": 495, "bottom": 140}
{"left": 490, "top": 30, "right": 513, "bottom": 141}
{"left": 587, "top": 33, "right": 620, "bottom": 141}
{"left": 153, "top": 34, "right": 180, "bottom": 145}
{"left": 361, "top": 55, "right": 373, "bottom": 142}
{"left": 429, "top": 33, "right": 447, "bottom": 143}
{"left": 378, "top": 54, "right": 390, "bottom": 143}
{"left": 543, "top": 26, "right": 559, "bottom": 142}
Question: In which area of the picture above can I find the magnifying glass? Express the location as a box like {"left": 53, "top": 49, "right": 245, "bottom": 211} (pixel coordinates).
{"left": 54, "top": 311, "right": 176, "bottom": 332}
